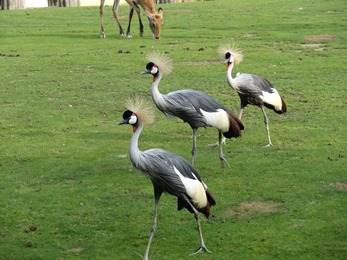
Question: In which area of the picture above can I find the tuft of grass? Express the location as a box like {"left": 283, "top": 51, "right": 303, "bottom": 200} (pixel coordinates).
{"left": 0, "top": 0, "right": 346, "bottom": 259}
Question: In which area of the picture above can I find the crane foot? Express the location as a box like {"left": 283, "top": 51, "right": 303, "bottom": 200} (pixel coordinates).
{"left": 208, "top": 139, "right": 227, "bottom": 148}
{"left": 190, "top": 245, "right": 212, "bottom": 255}
{"left": 220, "top": 155, "right": 230, "bottom": 167}
{"left": 208, "top": 141, "right": 219, "bottom": 148}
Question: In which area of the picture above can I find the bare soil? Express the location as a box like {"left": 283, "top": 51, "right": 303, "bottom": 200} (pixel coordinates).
{"left": 305, "top": 35, "right": 336, "bottom": 41}
{"left": 226, "top": 201, "right": 281, "bottom": 218}
{"left": 330, "top": 182, "right": 347, "bottom": 190}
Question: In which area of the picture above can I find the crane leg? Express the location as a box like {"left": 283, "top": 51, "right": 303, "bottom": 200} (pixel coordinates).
{"left": 218, "top": 131, "right": 229, "bottom": 167}
{"left": 238, "top": 107, "right": 244, "bottom": 120}
{"left": 143, "top": 192, "right": 161, "bottom": 260}
{"left": 260, "top": 107, "right": 273, "bottom": 147}
{"left": 191, "top": 128, "right": 198, "bottom": 166}
{"left": 183, "top": 196, "right": 211, "bottom": 255}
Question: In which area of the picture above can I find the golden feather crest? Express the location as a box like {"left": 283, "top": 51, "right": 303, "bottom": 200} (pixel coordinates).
{"left": 146, "top": 51, "right": 173, "bottom": 75}
{"left": 124, "top": 96, "right": 155, "bottom": 126}
{"left": 217, "top": 44, "right": 243, "bottom": 65}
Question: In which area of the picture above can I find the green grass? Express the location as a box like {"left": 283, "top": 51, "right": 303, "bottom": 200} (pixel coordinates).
{"left": 0, "top": 0, "right": 346, "bottom": 259}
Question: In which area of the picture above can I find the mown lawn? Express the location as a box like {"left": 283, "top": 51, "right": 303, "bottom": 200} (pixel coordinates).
{"left": 0, "top": 0, "right": 346, "bottom": 259}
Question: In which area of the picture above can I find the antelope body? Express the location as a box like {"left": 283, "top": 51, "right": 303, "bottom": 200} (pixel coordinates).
{"left": 100, "top": 0, "right": 164, "bottom": 39}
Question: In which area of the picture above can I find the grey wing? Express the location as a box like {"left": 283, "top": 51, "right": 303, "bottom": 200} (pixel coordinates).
{"left": 140, "top": 148, "right": 203, "bottom": 196}
{"left": 161, "top": 90, "right": 206, "bottom": 127}
{"left": 175, "top": 90, "right": 227, "bottom": 113}
{"left": 162, "top": 90, "right": 227, "bottom": 127}
{"left": 236, "top": 73, "right": 276, "bottom": 95}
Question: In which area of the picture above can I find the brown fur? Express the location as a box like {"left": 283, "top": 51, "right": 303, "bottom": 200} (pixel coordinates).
{"left": 100, "top": 0, "right": 164, "bottom": 39}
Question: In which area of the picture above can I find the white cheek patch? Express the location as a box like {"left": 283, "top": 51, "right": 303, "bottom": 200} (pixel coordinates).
{"left": 151, "top": 66, "right": 159, "bottom": 74}
{"left": 129, "top": 115, "right": 137, "bottom": 125}
{"left": 200, "top": 108, "right": 229, "bottom": 132}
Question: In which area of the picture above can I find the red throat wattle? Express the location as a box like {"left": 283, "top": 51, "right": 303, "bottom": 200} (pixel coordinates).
{"left": 132, "top": 125, "right": 137, "bottom": 132}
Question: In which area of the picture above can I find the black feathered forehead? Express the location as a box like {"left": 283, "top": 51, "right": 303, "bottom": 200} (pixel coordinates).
{"left": 122, "top": 110, "right": 134, "bottom": 119}
{"left": 146, "top": 62, "right": 155, "bottom": 70}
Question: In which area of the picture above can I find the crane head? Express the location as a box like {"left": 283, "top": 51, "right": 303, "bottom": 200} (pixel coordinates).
{"left": 118, "top": 110, "right": 138, "bottom": 132}
{"left": 217, "top": 44, "right": 243, "bottom": 65}
{"left": 141, "top": 51, "right": 173, "bottom": 76}
{"left": 118, "top": 110, "right": 137, "bottom": 125}
{"left": 118, "top": 96, "right": 155, "bottom": 132}
{"left": 140, "top": 62, "right": 158, "bottom": 76}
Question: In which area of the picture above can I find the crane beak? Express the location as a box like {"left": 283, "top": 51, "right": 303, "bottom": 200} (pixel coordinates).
{"left": 140, "top": 69, "right": 150, "bottom": 75}
{"left": 118, "top": 119, "right": 128, "bottom": 125}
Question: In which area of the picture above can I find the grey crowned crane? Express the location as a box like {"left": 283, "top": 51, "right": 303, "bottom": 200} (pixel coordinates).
{"left": 141, "top": 51, "right": 244, "bottom": 167}
{"left": 217, "top": 45, "right": 287, "bottom": 147}
{"left": 118, "top": 96, "right": 216, "bottom": 259}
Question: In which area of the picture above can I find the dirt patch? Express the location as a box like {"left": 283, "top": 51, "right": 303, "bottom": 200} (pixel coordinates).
{"left": 243, "top": 33, "right": 258, "bottom": 39}
{"left": 301, "top": 43, "right": 326, "bottom": 51}
{"left": 24, "top": 224, "right": 38, "bottom": 233}
{"left": 305, "top": 35, "right": 336, "bottom": 41}
{"left": 226, "top": 201, "right": 281, "bottom": 218}
{"left": 329, "top": 182, "right": 347, "bottom": 191}
{"left": 67, "top": 247, "right": 85, "bottom": 253}
{"left": 302, "top": 43, "right": 324, "bottom": 48}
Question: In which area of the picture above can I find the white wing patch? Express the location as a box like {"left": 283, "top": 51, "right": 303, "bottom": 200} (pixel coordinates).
{"left": 173, "top": 166, "right": 207, "bottom": 209}
{"left": 200, "top": 108, "right": 229, "bottom": 132}
{"left": 261, "top": 89, "right": 282, "bottom": 111}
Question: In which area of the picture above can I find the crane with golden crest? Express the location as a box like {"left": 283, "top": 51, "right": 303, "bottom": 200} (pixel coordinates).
{"left": 217, "top": 45, "right": 287, "bottom": 146}
{"left": 141, "top": 51, "right": 244, "bottom": 167}
{"left": 118, "top": 96, "right": 216, "bottom": 259}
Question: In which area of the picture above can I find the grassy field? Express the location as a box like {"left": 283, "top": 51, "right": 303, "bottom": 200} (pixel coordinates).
{"left": 0, "top": 0, "right": 346, "bottom": 259}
